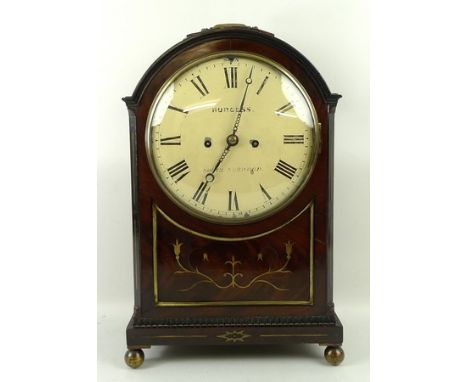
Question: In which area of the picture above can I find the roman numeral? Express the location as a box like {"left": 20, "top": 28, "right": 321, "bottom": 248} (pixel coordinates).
{"left": 283, "top": 134, "right": 304, "bottom": 144}
{"left": 193, "top": 181, "right": 210, "bottom": 204}
{"left": 228, "top": 190, "right": 239, "bottom": 211}
{"left": 224, "top": 67, "right": 238, "bottom": 88}
{"left": 167, "top": 160, "right": 190, "bottom": 183}
{"left": 167, "top": 105, "right": 188, "bottom": 114}
{"left": 275, "top": 102, "right": 294, "bottom": 116}
{"left": 259, "top": 184, "right": 272, "bottom": 201}
{"left": 274, "top": 159, "right": 297, "bottom": 179}
{"left": 256, "top": 76, "right": 269, "bottom": 95}
{"left": 160, "top": 135, "right": 181, "bottom": 145}
{"left": 190, "top": 75, "right": 209, "bottom": 96}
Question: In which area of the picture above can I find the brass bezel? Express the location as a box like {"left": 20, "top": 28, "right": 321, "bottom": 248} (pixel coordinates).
{"left": 145, "top": 51, "right": 320, "bottom": 225}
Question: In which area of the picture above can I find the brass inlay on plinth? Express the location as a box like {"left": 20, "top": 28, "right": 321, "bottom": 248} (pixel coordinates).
{"left": 217, "top": 330, "right": 251, "bottom": 343}
{"left": 259, "top": 333, "right": 327, "bottom": 338}
{"left": 145, "top": 334, "right": 207, "bottom": 339}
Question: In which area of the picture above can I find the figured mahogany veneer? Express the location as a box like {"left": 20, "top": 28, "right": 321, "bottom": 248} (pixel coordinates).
{"left": 123, "top": 25, "right": 342, "bottom": 355}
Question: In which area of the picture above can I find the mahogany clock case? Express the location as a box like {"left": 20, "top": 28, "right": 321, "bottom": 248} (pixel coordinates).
{"left": 123, "top": 25, "right": 343, "bottom": 358}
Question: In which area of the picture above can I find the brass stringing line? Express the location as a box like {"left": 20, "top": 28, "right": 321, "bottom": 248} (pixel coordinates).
{"left": 173, "top": 240, "right": 293, "bottom": 292}
{"left": 155, "top": 300, "right": 310, "bottom": 306}
{"left": 153, "top": 204, "right": 158, "bottom": 303}
{"left": 156, "top": 203, "right": 311, "bottom": 241}
{"left": 145, "top": 334, "right": 326, "bottom": 339}
{"left": 310, "top": 203, "right": 314, "bottom": 304}
{"left": 259, "top": 333, "right": 327, "bottom": 337}
{"left": 145, "top": 335, "right": 207, "bottom": 338}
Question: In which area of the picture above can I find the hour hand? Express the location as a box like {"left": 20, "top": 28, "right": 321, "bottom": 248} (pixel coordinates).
{"left": 211, "top": 158, "right": 223, "bottom": 176}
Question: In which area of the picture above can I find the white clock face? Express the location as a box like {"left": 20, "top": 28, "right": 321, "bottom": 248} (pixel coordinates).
{"left": 146, "top": 52, "right": 320, "bottom": 223}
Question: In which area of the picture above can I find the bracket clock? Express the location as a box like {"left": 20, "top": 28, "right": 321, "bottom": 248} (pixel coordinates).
{"left": 123, "top": 24, "right": 343, "bottom": 368}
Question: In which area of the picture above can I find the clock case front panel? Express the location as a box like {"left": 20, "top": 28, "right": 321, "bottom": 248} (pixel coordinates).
{"left": 123, "top": 26, "right": 342, "bottom": 348}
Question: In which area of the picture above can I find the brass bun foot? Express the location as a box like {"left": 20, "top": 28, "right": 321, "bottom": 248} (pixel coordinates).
{"left": 324, "top": 345, "right": 345, "bottom": 366}
{"left": 125, "top": 349, "right": 145, "bottom": 369}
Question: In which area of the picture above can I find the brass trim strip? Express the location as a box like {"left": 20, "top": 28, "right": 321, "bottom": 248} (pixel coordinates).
{"left": 259, "top": 333, "right": 327, "bottom": 337}
{"left": 145, "top": 335, "right": 207, "bottom": 339}
{"left": 144, "top": 334, "right": 326, "bottom": 339}
{"left": 155, "top": 300, "right": 312, "bottom": 307}
{"left": 156, "top": 203, "right": 311, "bottom": 242}
{"left": 153, "top": 204, "right": 314, "bottom": 307}
{"left": 153, "top": 204, "right": 158, "bottom": 304}
{"left": 310, "top": 202, "right": 314, "bottom": 304}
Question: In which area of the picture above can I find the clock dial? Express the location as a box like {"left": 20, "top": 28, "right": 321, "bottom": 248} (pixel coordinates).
{"left": 146, "top": 52, "right": 319, "bottom": 223}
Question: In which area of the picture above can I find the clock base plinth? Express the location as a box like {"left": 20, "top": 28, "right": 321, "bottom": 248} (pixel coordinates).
{"left": 125, "top": 311, "right": 343, "bottom": 366}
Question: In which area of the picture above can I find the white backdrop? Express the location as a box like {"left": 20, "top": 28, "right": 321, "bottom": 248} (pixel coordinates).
{"left": 97, "top": 0, "right": 369, "bottom": 380}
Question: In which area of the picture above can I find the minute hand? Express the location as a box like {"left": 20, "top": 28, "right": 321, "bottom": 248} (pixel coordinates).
{"left": 232, "top": 66, "right": 254, "bottom": 135}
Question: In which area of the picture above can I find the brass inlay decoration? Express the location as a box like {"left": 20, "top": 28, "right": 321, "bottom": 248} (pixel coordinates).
{"left": 155, "top": 300, "right": 311, "bottom": 306}
{"left": 145, "top": 335, "right": 207, "bottom": 339}
{"left": 153, "top": 204, "right": 158, "bottom": 303}
{"left": 143, "top": 333, "right": 326, "bottom": 341}
{"left": 309, "top": 203, "right": 314, "bottom": 305}
{"left": 217, "top": 330, "right": 251, "bottom": 343}
{"left": 259, "top": 333, "right": 327, "bottom": 338}
{"left": 152, "top": 203, "right": 315, "bottom": 306}
{"left": 173, "top": 239, "right": 293, "bottom": 292}
{"left": 155, "top": 203, "right": 311, "bottom": 241}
